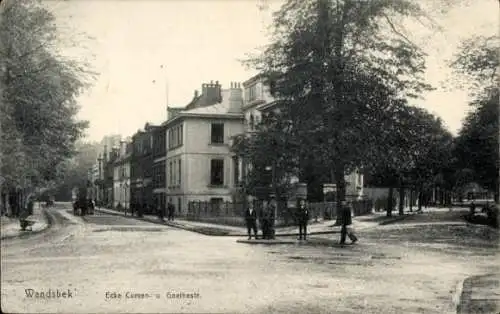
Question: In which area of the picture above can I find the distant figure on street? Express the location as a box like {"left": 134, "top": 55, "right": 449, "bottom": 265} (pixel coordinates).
{"left": 167, "top": 201, "right": 175, "bottom": 221}
{"left": 158, "top": 203, "right": 165, "bottom": 221}
{"left": 469, "top": 201, "right": 476, "bottom": 215}
{"left": 262, "top": 198, "right": 276, "bottom": 240}
{"left": 244, "top": 202, "right": 258, "bottom": 240}
{"left": 339, "top": 201, "right": 358, "bottom": 245}
{"left": 297, "top": 199, "right": 309, "bottom": 241}
{"left": 261, "top": 204, "right": 270, "bottom": 239}
{"left": 27, "top": 196, "right": 34, "bottom": 216}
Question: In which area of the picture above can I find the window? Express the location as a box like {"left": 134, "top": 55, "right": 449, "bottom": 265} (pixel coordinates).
{"left": 169, "top": 161, "right": 173, "bottom": 186}
{"left": 173, "top": 160, "right": 177, "bottom": 186}
{"left": 247, "top": 84, "right": 257, "bottom": 102}
{"left": 211, "top": 123, "right": 224, "bottom": 144}
{"left": 178, "top": 197, "right": 182, "bottom": 214}
{"left": 178, "top": 159, "right": 181, "bottom": 186}
{"left": 210, "top": 159, "right": 224, "bottom": 186}
{"left": 168, "top": 124, "right": 183, "bottom": 149}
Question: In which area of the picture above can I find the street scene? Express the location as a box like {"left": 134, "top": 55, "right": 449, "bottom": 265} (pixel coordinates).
{"left": 0, "top": 0, "right": 498, "bottom": 313}
{"left": 1, "top": 203, "right": 498, "bottom": 313}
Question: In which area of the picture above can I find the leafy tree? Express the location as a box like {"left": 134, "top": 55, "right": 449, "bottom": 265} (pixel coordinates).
{"left": 0, "top": 0, "right": 95, "bottom": 212}
{"left": 454, "top": 90, "right": 499, "bottom": 201}
{"left": 53, "top": 141, "right": 100, "bottom": 201}
{"left": 233, "top": 111, "right": 300, "bottom": 203}
{"left": 366, "top": 105, "right": 453, "bottom": 215}
{"left": 451, "top": 35, "right": 499, "bottom": 202}
{"left": 245, "top": 0, "right": 434, "bottom": 220}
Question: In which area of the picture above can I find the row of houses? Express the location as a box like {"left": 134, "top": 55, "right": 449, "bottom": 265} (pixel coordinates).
{"left": 87, "top": 75, "right": 365, "bottom": 216}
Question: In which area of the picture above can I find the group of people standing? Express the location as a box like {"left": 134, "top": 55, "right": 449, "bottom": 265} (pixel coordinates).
{"left": 244, "top": 198, "right": 276, "bottom": 240}
{"left": 244, "top": 198, "right": 358, "bottom": 245}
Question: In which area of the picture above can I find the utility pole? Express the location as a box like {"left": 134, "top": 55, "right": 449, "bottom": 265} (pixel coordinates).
{"left": 160, "top": 64, "right": 169, "bottom": 118}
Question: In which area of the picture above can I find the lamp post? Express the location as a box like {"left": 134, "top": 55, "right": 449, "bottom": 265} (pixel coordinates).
{"left": 265, "top": 161, "right": 278, "bottom": 238}
{"left": 97, "top": 155, "right": 103, "bottom": 206}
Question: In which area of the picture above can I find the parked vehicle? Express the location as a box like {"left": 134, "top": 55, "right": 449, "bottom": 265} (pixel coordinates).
{"left": 72, "top": 185, "right": 94, "bottom": 216}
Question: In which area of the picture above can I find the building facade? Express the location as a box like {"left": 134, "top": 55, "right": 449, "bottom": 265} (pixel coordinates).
{"left": 130, "top": 124, "right": 155, "bottom": 215}
{"left": 103, "top": 146, "right": 120, "bottom": 208}
{"left": 113, "top": 140, "right": 132, "bottom": 210}
{"left": 165, "top": 81, "right": 244, "bottom": 215}
{"left": 152, "top": 124, "right": 167, "bottom": 211}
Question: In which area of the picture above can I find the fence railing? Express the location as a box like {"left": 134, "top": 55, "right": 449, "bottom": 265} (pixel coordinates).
{"left": 186, "top": 199, "right": 374, "bottom": 227}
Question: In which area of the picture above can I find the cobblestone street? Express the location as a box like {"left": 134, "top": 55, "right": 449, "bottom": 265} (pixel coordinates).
{"left": 1, "top": 206, "right": 498, "bottom": 313}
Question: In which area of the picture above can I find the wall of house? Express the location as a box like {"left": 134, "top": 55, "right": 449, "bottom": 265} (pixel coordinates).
{"left": 112, "top": 161, "right": 130, "bottom": 209}
{"left": 165, "top": 117, "right": 243, "bottom": 214}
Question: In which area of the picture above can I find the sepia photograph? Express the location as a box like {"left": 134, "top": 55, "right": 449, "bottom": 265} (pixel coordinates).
{"left": 0, "top": 0, "right": 498, "bottom": 313}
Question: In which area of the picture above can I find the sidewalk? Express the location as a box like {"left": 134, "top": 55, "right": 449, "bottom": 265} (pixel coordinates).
{"left": 458, "top": 273, "right": 500, "bottom": 314}
{"left": 95, "top": 207, "right": 413, "bottom": 237}
{"left": 1, "top": 203, "right": 50, "bottom": 240}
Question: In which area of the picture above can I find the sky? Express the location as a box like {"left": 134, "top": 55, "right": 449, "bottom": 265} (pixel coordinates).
{"left": 46, "top": 0, "right": 496, "bottom": 142}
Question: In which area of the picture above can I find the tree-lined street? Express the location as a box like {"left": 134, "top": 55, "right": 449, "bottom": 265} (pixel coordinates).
{"left": 1, "top": 204, "right": 498, "bottom": 313}
{"left": 1, "top": 0, "right": 498, "bottom": 313}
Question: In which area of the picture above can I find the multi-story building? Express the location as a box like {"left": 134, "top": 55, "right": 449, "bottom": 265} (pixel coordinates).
{"left": 164, "top": 81, "right": 244, "bottom": 215}
{"left": 130, "top": 124, "right": 155, "bottom": 215}
{"left": 238, "top": 73, "right": 364, "bottom": 202}
{"left": 113, "top": 140, "right": 132, "bottom": 210}
{"left": 152, "top": 124, "right": 167, "bottom": 211}
{"left": 100, "top": 135, "right": 122, "bottom": 156}
{"left": 103, "top": 146, "right": 120, "bottom": 208}
{"left": 86, "top": 163, "right": 100, "bottom": 202}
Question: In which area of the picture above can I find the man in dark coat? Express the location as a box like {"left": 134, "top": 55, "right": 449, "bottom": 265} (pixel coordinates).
{"left": 265, "top": 198, "right": 277, "bottom": 239}
{"left": 244, "top": 202, "right": 258, "bottom": 240}
{"left": 167, "top": 201, "right": 175, "bottom": 221}
{"left": 297, "top": 199, "right": 310, "bottom": 240}
{"left": 260, "top": 204, "right": 269, "bottom": 239}
{"left": 158, "top": 203, "right": 165, "bottom": 221}
{"left": 340, "top": 201, "right": 358, "bottom": 245}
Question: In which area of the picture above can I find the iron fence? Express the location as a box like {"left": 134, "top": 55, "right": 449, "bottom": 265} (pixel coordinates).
{"left": 186, "top": 199, "right": 373, "bottom": 227}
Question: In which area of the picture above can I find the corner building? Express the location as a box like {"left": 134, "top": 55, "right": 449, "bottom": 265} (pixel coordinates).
{"left": 165, "top": 81, "right": 244, "bottom": 215}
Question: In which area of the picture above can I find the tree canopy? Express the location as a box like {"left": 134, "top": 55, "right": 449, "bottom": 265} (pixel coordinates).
{"left": 450, "top": 34, "right": 499, "bottom": 200}
{"left": 242, "top": 0, "right": 437, "bottom": 211}
{"left": 0, "top": 0, "right": 95, "bottom": 199}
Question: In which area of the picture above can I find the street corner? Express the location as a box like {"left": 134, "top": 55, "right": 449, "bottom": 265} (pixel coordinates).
{"left": 458, "top": 273, "right": 500, "bottom": 314}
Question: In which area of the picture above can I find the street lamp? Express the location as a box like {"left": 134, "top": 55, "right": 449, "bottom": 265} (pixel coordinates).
{"left": 265, "top": 161, "right": 278, "bottom": 237}
{"left": 97, "top": 155, "right": 103, "bottom": 206}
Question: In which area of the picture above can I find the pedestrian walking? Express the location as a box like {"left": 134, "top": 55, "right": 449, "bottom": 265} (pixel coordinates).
{"left": 339, "top": 201, "right": 358, "bottom": 245}
{"left": 244, "top": 202, "right": 258, "bottom": 240}
{"left": 167, "top": 201, "right": 175, "bottom": 221}
{"left": 158, "top": 203, "right": 165, "bottom": 221}
{"left": 297, "top": 199, "right": 309, "bottom": 240}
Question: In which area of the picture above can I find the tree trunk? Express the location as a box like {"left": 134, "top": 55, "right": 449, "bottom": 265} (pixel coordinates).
{"left": 398, "top": 184, "right": 405, "bottom": 216}
{"left": 409, "top": 188, "right": 413, "bottom": 212}
{"left": 386, "top": 186, "right": 394, "bottom": 217}
{"left": 417, "top": 188, "right": 423, "bottom": 211}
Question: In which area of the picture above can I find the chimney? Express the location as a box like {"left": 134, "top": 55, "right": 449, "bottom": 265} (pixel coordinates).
{"left": 228, "top": 81, "right": 243, "bottom": 113}
{"left": 194, "top": 90, "right": 199, "bottom": 98}
{"left": 201, "top": 80, "right": 222, "bottom": 105}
